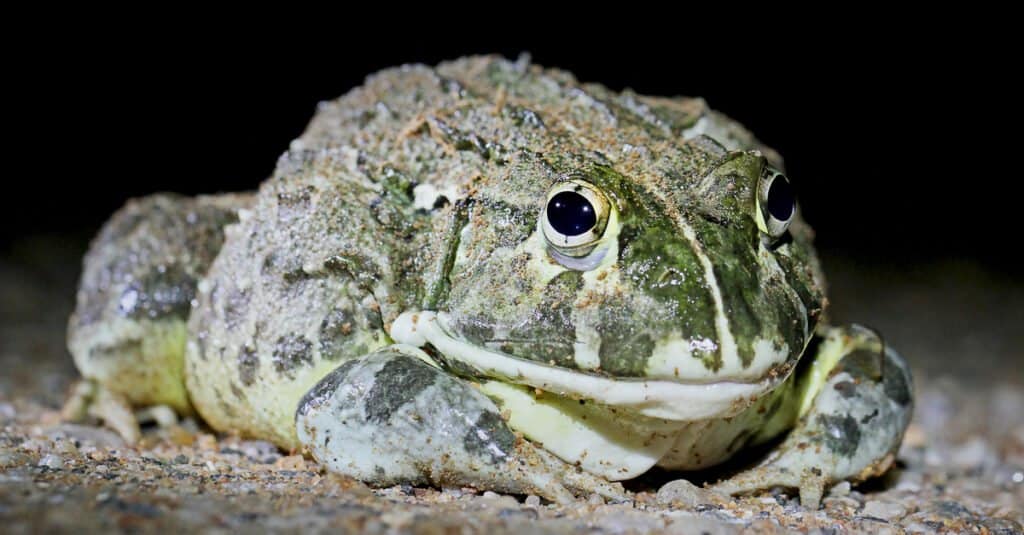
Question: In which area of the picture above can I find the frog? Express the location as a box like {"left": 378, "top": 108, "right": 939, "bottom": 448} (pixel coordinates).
{"left": 65, "top": 55, "right": 912, "bottom": 508}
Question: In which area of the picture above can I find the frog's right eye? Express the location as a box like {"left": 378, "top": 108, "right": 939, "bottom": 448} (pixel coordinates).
{"left": 755, "top": 168, "right": 796, "bottom": 238}
{"left": 541, "top": 180, "right": 611, "bottom": 263}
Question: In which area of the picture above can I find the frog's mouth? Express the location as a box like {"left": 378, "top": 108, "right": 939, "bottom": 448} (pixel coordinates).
{"left": 390, "top": 311, "right": 786, "bottom": 422}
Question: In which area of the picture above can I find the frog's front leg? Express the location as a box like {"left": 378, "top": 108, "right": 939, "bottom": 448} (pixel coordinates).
{"left": 295, "top": 345, "right": 626, "bottom": 504}
{"left": 710, "top": 325, "right": 913, "bottom": 508}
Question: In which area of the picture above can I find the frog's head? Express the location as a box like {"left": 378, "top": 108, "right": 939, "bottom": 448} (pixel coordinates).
{"left": 397, "top": 143, "right": 825, "bottom": 415}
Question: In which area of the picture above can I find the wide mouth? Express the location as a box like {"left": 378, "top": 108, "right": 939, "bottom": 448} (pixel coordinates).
{"left": 390, "top": 311, "right": 792, "bottom": 422}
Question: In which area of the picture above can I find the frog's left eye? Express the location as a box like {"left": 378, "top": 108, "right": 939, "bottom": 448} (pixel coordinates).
{"left": 756, "top": 168, "right": 796, "bottom": 238}
{"left": 541, "top": 180, "right": 611, "bottom": 258}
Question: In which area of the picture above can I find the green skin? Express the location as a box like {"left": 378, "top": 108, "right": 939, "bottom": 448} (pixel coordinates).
{"left": 66, "top": 56, "right": 913, "bottom": 507}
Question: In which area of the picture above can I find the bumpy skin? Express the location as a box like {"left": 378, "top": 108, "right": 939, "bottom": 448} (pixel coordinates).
{"left": 68, "top": 193, "right": 252, "bottom": 414}
{"left": 712, "top": 326, "right": 914, "bottom": 508}
{"left": 67, "top": 55, "right": 912, "bottom": 505}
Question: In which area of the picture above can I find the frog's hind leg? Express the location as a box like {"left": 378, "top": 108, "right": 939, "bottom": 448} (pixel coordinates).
{"left": 65, "top": 193, "right": 251, "bottom": 441}
{"left": 709, "top": 325, "right": 913, "bottom": 508}
{"left": 295, "top": 345, "right": 626, "bottom": 504}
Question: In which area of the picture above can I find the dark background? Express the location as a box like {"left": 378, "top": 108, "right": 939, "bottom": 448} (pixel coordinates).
{"left": 6, "top": 26, "right": 1016, "bottom": 271}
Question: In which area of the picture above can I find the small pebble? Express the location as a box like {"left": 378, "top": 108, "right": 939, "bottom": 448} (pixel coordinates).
{"left": 587, "top": 493, "right": 604, "bottom": 505}
{"left": 173, "top": 454, "right": 189, "bottom": 465}
{"left": 55, "top": 439, "right": 78, "bottom": 456}
{"left": 38, "top": 454, "right": 64, "bottom": 470}
{"left": 478, "top": 491, "right": 519, "bottom": 509}
{"left": 827, "top": 481, "right": 851, "bottom": 497}
{"left": 823, "top": 496, "right": 862, "bottom": 511}
{"left": 655, "top": 479, "right": 715, "bottom": 507}
{"left": 862, "top": 500, "right": 908, "bottom": 520}
{"left": 273, "top": 454, "right": 306, "bottom": 470}
{"left": 195, "top": 434, "right": 218, "bottom": 451}
{"left": 524, "top": 495, "right": 541, "bottom": 507}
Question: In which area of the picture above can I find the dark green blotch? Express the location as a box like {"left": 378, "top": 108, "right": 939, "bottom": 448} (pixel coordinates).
{"left": 455, "top": 319, "right": 495, "bottom": 346}
{"left": 323, "top": 251, "right": 383, "bottom": 292}
{"left": 422, "top": 199, "right": 469, "bottom": 309}
{"left": 504, "top": 271, "right": 582, "bottom": 368}
{"left": 272, "top": 334, "right": 313, "bottom": 377}
{"left": 379, "top": 166, "right": 416, "bottom": 203}
{"left": 817, "top": 414, "right": 861, "bottom": 457}
{"left": 117, "top": 265, "right": 196, "bottom": 321}
{"left": 691, "top": 219, "right": 768, "bottom": 368}
{"left": 838, "top": 348, "right": 884, "bottom": 382}
{"left": 617, "top": 218, "right": 719, "bottom": 371}
{"left": 364, "top": 356, "right": 438, "bottom": 424}
{"left": 223, "top": 287, "right": 251, "bottom": 330}
{"left": 237, "top": 345, "right": 259, "bottom": 386}
{"left": 833, "top": 381, "right": 858, "bottom": 398}
{"left": 462, "top": 411, "right": 516, "bottom": 465}
{"left": 598, "top": 328, "right": 654, "bottom": 377}
{"left": 725, "top": 428, "right": 754, "bottom": 454}
{"left": 262, "top": 251, "right": 307, "bottom": 283}
{"left": 883, "top": 352, "right": 912, "bottom": 406}
{"left": 774, "top": 244, "right": 826, "bottom": 327}
{"left": 319, "top": 307, "right": 354, "bottom": 361}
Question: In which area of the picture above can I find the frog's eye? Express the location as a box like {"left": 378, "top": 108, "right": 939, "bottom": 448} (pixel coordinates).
{"left": 541, "top": 180, "right": 611, "bottom": 259}
{"left": 756, "top": 168, "right": 796, "bottom": 238}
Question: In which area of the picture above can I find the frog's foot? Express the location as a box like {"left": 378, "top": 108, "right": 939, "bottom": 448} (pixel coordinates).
{"left": 295, "top": 345, "right": 627, "bottom": 504}
{"left": 62, "top": 379, "right": 142, "bottom": 443}
{"left": 136, "top": 405, "right": 178, "bottom": 428}
{"left": 709, "top": 325, "right": 913, "bottom": 509}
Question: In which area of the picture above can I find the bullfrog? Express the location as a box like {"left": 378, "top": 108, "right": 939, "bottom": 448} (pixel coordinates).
{"left": 65, "top": 55, "right": 912, "bottom": 507}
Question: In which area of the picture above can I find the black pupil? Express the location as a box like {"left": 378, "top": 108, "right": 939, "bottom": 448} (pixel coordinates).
{"left": 766, "top": 175, "right": 795, "bottom": 221}
{"left": 547, "top": 190, "right": 596, "bottom": 237}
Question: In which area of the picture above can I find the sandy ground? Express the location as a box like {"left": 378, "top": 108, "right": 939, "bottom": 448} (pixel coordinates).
{"left": 1, "top": 236, "right": 1021, "bottom": 534}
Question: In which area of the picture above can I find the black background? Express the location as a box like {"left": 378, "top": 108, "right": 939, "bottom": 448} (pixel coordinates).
{"left": 7, "top": 22, "right": 1016, "bottom": 270}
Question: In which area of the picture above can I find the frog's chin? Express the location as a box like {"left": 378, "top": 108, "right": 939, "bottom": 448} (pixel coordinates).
{"left": 390, "top": 311, "right": 786, "bottom": 422}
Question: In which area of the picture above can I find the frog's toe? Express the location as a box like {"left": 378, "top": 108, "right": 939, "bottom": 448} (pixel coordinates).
{"left": 710, "top": 327, "right": 912, "bottom": 509}
{"left": 295, "top": 345, "right": 623, "bottom": 504}
{"left": 62, "top": 379, "right": 141, "bottom": 443}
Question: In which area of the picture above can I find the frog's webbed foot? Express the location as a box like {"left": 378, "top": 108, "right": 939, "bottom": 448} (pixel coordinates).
{"left": 709, "top": 325, "right": 913, "bottom": 509}
{"left": 295, "top": 345, "right": 627, "bottom": 504}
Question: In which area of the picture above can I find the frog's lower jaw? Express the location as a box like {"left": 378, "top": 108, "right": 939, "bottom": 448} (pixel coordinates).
{"left": 390, "top": 311, "right": 782, "bottom": 421}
